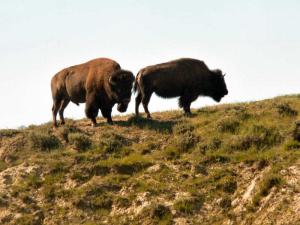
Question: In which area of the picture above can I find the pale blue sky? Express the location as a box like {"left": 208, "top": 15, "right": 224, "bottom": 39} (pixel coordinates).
{"left": 0, "top": 0, "right": 299, "bottom": 128}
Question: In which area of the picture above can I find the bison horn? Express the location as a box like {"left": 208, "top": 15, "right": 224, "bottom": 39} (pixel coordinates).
{"left": 223, "top": 73, "right": 226, "bottom": 77}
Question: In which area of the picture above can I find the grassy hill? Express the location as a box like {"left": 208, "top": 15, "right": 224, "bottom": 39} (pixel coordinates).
{"left": 1, "top": 95, "right": 300, "bottom": 225}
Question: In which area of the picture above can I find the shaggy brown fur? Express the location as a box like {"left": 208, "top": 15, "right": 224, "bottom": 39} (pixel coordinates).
{"left": 51, "top": 58, "right": 134, "bottom": 127}
{"left": 134, "top": 58, "right": 228, "bottom": 118}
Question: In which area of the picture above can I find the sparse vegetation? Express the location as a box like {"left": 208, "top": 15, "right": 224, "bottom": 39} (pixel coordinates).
{"left": 0, "top": 95, "right": 300, "bottom": 224}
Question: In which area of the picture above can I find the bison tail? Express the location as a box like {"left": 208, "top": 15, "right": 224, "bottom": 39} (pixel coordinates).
{"left": 133, "top": 70, "right": 142, "bottom": 93}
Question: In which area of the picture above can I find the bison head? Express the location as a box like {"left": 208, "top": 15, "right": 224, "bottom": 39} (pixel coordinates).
{"left": 210, "top": 69, "right": 228, "bottom": 102}
{"left": 109, "top": 70, "right": 134, "bottom": 112}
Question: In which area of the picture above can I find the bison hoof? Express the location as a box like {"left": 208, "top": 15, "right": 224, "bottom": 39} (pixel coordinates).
{"left": 91, "top": 123, "right": 98, "bottom": 127}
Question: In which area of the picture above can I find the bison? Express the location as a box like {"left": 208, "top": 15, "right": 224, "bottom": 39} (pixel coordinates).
{"left": 51, "top": 58, "right": 134, "bottom": 127}
{"left": 134, "top": 58, "right": 228, "bottom": 118}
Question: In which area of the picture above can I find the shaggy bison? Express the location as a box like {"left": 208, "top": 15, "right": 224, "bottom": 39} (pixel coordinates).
{"left": 134, "top": 58, "right": 228, "bottom": 118}
{"left": 51, "top": 58, "right": 134, "bottom": 127}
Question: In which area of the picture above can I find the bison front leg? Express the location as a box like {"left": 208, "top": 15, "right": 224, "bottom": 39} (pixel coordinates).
{"left": 179, "top": 94, "right": 198, "bottom": 116}
{"left": 85, "top": 100, "right": 99, "bottom": 127}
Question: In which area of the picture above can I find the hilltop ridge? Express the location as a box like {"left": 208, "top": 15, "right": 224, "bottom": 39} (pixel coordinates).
{"left": 0, "top": 95, "right": 300, "bottom": 225}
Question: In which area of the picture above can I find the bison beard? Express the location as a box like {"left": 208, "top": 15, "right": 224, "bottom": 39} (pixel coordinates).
{"left": 134, "top": 58, "right": 228, "bottom": 118}
{"left": 51, "top": 58, "right": 134, "bottom": 127}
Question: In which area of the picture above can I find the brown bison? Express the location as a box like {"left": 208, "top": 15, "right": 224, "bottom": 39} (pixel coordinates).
{"left": 51, "top": 58, "right": 134, "bottom": 127}
{"left": 134, "top": 58, "right": 228, "bottom": 118}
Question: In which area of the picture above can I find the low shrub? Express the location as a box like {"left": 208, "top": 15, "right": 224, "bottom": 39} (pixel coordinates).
{"left": 29, "top": 132, "right": 61, "bottom": 151}
{"left": 99, "top": 132, "right": 129, "bottom": 154}
{"left": 216, "top": 117, "right": 240, "bottom": 133}
{"left": 175, "top": 132, "right": 199, "bottom": 152}
{"left": 68, "top": 133, "right": 91, "bottom": 151}
{"left": 276, "top": 103, "right": 298, "bottom": 117}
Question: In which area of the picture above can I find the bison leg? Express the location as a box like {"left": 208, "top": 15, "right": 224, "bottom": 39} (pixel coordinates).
{"left": 135, "top": 92, "right": 142, "bottom": 116}
{"left": 100, "top": 107, "right": 113, "bottom": 124}
{"left": 142, "top": 93, "right": 152, "bottom": 119}
{"left": 179, "top": 95, "right": 198, "bottom": 115}
{"left": 59, "top": 99, "right": 70, "bottom": 125}
{"left": 52, "top": 99, "right": 62, "bottom": 128}
{"left": 85, "top": 102, "right": 99, "bottom": 127}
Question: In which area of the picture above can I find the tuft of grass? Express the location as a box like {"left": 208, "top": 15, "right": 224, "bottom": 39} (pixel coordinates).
{"left": 252, "top": 173, "right": 283, "bottom": 206}
{"left": 173, "top": 195, "right": 204, "bottom": 215}
{"left": 68, "top": 133, "right": 92, "bottom": 151}
{"left": 29, "top": 132, "right": 61, "bottom": 151}
{"left": 284, "top": 139, "right": 300, "bottom": 150}
{"left": 216, "top": 176, "right": 237, "bottom": 194}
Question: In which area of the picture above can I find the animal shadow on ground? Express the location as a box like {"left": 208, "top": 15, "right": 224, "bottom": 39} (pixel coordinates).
{"left": 115, "top": 116, "right": 176, "bottom": 133}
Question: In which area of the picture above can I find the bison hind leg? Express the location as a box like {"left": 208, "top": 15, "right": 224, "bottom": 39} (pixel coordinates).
{"left": 52, "top": 99, "right": 62, "bottom": 128}
{"left": 59, "top": 99, "right": 70, "bottom": 125}
{"left": 142, "top": 92, "right": 153, "bottom": 119}
{"left": 135, "top": 91, "right": 142, "bottom": 116}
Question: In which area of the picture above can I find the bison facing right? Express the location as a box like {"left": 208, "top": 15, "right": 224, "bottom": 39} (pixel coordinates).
{"left": 134, "top": 58, "right": 228, "bottom": 118}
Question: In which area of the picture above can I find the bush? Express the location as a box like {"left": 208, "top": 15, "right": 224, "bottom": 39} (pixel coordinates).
{"left": 276, "top": 103, "right": 298, "bottom": 117}
{"left": 68, "top": 133, "right": 91, "bottom": 151}
{"left": 175, "top": 132, "right": 199, "bottom": 152}
{"left": 29, "top": 132, "right": 61, "bottom": 151}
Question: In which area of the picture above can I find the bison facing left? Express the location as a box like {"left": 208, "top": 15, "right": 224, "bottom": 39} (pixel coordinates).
{"left": 51, "top": 58, "right": 134, "bottom": 127}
